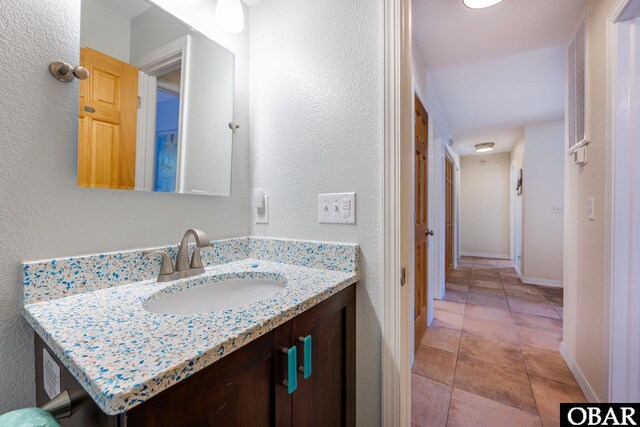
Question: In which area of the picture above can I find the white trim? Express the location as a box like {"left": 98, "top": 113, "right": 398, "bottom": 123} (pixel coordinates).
{"left": 427, "top": 118, "right": 438, "bottom": 317}
{"left": 509, "top": 161, "right": 516, "bottom": 261}
{"left": 512, "top": 266, "right": 563, "bottom": 288}
{"left": 520, "top": 277, "right": 563, "bottom": 288}
{"left": 514, "top": 262, "right": 523, "bottom": 282}
{"left": 134, "top": 35, "right": 192, "bottom": 194}
{"left": 460, "top": 251, "right": 510, "bottom": 260}
{"left": 605, "top": 0, "right": 640, "bottom": 403}
{"left": 560, "top": 342, "right": 600, "bottom": 403}
{"left": 135, "top": 71, "right": 157, "bottom": 191}
{"left": 382, "top": 0, "right": 412, "bottom": 423}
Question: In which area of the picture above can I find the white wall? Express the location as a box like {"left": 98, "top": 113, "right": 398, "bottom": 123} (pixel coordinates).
{"left": 460, "top": 152, "right": 511, "bottom": 258}
{"left": 563, "top": 0, "right": 616, "bottom": 402}
{"left": 0, "top": 0, "right": 250, "bottom": 413}
{"left": 131, "top": 6, "right": 236, "bottom": 195}
{"left": 523, "top": 120, "right": 565, "bottom": 284}
{"left": 249, "top": 0, "right": 382, "bottom": 424}
{"left": 80, "top": 0, "right": 131, "bottom": 62}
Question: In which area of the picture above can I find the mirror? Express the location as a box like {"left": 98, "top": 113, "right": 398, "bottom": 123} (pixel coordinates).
{"left": 79, "top": 0, "right": 235, "bottom": 196}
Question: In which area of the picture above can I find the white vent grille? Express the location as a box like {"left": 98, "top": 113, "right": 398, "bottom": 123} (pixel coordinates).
{"left": 567, "top": 17, "right": 588, "bottom": 152}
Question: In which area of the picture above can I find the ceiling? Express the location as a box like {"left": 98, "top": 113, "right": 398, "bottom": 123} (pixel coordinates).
{"left": 413, "top": 0, "right": 583, "bottom": 156}
{"left": 429, "top": 45, "right": 566, "bottom": 136}
{"left": 454, "top": 126, "right": 523, "bottom": 157}
{"left": 92, "top": 0, "right": 150, "bottom": 20}
{"left": 413, "top": 0, "right": 585, "bottom": 70}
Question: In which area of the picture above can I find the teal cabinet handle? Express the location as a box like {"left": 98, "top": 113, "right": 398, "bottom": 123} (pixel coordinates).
{"left": 282, "top": 346, "right": 297, "bottom": 394}
{"left": 298, "top": 335, "right": 312, "bottom": 379}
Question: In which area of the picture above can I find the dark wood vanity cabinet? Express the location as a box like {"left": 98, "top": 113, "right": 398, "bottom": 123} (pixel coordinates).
{"left": 35, "top": 285, "right": 356, "bottom": 427}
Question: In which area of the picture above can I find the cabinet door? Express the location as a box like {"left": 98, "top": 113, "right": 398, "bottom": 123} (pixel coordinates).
{"left": 290, "top": 286, "right": 356, "bottom": 427}
{"left": 126, "top": 330, "right": 285, "bottom": 427}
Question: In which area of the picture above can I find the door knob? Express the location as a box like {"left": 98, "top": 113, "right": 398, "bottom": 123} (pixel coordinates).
{"left": 426, "top": 229, "right": 434, "bottom": 237}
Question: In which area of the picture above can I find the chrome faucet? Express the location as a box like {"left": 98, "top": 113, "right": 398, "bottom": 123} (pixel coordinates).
{"left": 143, "top": 229, "right": 212, "bottom": 282}
{"left": 176, "top": 228, "right": 211, "bottom": 276}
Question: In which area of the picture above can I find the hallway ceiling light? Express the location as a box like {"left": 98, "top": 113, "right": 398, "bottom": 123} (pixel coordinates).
{"left": 216, "top": 0, "right": 245, "bottom": 33}
{"left": 462, "top": 0, "right": 505, "bottom": 9}
{"left": 475, "top": 142, "right": 495, "bottom": 153}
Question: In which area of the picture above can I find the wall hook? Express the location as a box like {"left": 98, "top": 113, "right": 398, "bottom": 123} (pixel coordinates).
{"left": 49, "top": 61, "right": 90, "bottom": 82}
{"left": 228, "top": 121, "right": 240, "bottom": 130}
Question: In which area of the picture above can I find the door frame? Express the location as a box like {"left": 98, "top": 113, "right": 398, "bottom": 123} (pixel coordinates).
{"left": 509, "top": 161, "right": 517, "bottom": 261}
{"left": 133, "top": 35, "right": 192, "bottom": 193}
{"left": 443, "top": 149, "right": 455, "bottom": 281}
{"left": 382, "top": 0, "right": 412, "bottom": 423}
{"left": 605, "top": 0, "right": 640, "bottom": 402}
{"left": 413, "top": 93, "right": 430, "bottom": 349}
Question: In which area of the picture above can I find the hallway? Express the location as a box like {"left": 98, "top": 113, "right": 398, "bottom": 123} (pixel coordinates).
{"left": 411, "top": 257, "right": 585, "bottom": 427}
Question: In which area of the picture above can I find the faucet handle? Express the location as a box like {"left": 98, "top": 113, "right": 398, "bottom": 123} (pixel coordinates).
{"left": 189, "top": 247, "right": 206, "bottom": 275}
{"left": 142, "top": 250, "right": 175, "bottom": 276}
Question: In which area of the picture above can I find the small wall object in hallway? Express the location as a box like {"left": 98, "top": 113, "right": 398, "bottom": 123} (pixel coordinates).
{"left": 516, "top": 168, "right": 523, "bottom": 195}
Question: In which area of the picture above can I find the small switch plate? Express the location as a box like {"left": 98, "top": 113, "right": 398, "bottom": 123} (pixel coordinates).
{"left": 318, "top": 193, "right": 355, "bottom": 224}
{"left": 587, "top": 197, "right": 595, "bottom": 221}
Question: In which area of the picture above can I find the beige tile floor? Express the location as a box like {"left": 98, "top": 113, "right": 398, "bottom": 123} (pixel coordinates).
{"left": 412, "top": 257, "right": 586, "bottom": 427}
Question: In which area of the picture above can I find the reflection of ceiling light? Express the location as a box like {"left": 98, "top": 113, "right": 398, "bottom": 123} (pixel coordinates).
{"left": 179, "top": 0, "right": 204, "bottom": 5}
{"left": 463, "top": 0, "right": 505, "bottom": 9}
{"left": 216, "top": 0, "right": 245, "bottom": 33}
{"left": 475, "top": 142, "right": 495, "bottom": 153}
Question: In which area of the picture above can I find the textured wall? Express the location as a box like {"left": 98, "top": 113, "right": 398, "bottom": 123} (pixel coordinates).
{"left": 523, "top": 120, "right": 564, "bottom": 283}
{"left": 460, "top": 152, "right": 512, "bottom": 258}
{"left": 248, "top": 0, "right": 383, "bottom": 424}
{"left": 0, "top": 0, "right": 250, "bottom": 413}
{"left": 563, "top": 0, "right": 617, "bottom": 401}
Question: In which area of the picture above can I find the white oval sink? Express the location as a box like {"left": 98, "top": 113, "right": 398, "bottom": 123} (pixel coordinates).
{"left": 145, "top": 275, "right": 287, "bottom": 315}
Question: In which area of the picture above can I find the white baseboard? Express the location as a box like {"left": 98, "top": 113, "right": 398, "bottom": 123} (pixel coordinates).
{"left": 559, "top": 342, "right": 599, "bottom": 403}
{"left": 515, "top": 264, "right": 523, "bottom": 279}
{"left": 513, "top": 265, "right": 563, "bottom": 287}
{"left": 460, "top": 251, "right": 510, "bottom": 260}
{"left": 520, "top": 277, "right": 563, "bottom": 288}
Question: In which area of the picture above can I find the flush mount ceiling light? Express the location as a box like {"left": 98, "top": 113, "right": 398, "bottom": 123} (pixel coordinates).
{"left": 475, "top": 142, "right": 495, "bottom": 153}
{"left": 462, "top": 0, "right": 505, "bottom": 9}
{"left": 216, "top": 0, "right": 245, "bottom": 33}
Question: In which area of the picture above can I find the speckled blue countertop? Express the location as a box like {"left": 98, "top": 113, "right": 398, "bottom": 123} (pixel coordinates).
{"left": 22, "top": 237, "right": 358, "bottom": 415}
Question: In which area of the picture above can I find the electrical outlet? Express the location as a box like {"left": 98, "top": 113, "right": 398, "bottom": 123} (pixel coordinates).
{"left": 318, "top": 193, "right": 355, "bottom": 224}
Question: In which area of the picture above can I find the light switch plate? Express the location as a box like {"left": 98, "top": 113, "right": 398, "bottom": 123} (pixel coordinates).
{"left": 318, "top": 193, "right": 355, "bottom": 224}
{"left": 587, "top": 197, "right": 595, "bottom": 221}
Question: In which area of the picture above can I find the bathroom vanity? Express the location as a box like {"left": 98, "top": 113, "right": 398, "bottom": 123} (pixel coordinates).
{"left": 24, "top": 237, "right": 358, "bottom": 426}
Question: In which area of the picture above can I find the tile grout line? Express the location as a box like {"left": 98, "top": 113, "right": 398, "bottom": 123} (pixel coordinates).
{"left": 430, "top": 258, "right": 570, "bottom": 425}
{"left": 500, "top": 263, "right": 545, "bottom": 425}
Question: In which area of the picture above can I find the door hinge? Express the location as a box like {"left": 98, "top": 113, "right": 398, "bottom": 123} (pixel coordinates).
{"left": 137, "top": 96, "right": 142, "bottom": 109}
{"left": 400, "top": 267, "right": 406, "bottom": 287}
